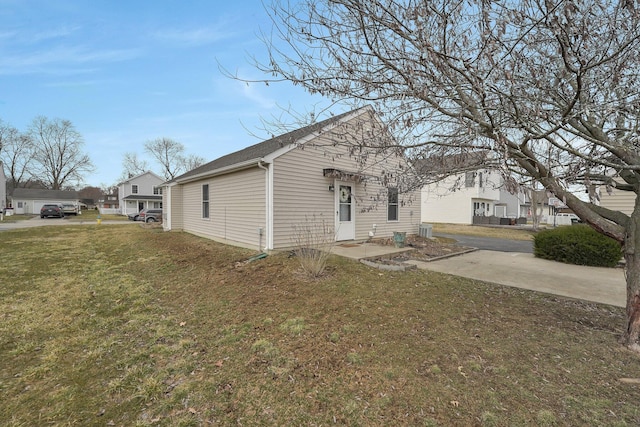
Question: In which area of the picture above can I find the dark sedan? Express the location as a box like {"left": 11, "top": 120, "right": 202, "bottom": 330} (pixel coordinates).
{"left": 40, "top": 204, "right": 65, "bottom": 218}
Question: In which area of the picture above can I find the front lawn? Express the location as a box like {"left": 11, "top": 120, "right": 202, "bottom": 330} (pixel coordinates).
{"left": 0, "top": 214, "right": 35, "bottom": 222}
{"left": 432, "top": 222, "right": 536, "bottom": 240}
{"left": 66, "top": 208, "right": 128, "bottom": 221}
{"left": 1, "top": 225, "right": 638, "bottom": 425}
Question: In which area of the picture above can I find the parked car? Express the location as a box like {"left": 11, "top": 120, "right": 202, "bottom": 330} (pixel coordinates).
{"left": 127, "top": 211, "right": 140, "bottom": 221}
{"left": 61, "top": 203, "right": 78, "bottom": 216}
{"left": 40, "top": 204, "right": 65, "bottom": 218}
{"left": 137, "top": 208, "right": 163, "bottom": 223}
{"left": 557, "top": 213, "right": 582, "bottom": 224}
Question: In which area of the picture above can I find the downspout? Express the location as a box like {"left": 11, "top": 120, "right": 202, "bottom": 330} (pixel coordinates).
{"left": 258, "top": 160, "right": 271, "bottom": 251}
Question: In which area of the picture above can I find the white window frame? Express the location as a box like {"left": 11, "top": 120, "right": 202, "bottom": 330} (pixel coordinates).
{"left": 387, "top": 187, "right": 399, "bottom": 222}
{"left": 202, "top": 184, "right": 210, "bottom": 219}
{"left": 132, "top": 184, "right": 138, "bottom": 194}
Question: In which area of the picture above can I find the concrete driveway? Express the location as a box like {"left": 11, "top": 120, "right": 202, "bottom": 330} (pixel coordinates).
{"left": 333, "top": 241, "right": 626, "bottom": 308}
{"left": 409, "top": 250, "right": 626, "bottom": 308}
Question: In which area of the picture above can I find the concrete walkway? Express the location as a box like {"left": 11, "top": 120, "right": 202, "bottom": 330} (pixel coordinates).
{"left": 332, "top": 243, "right": 626, "bottom": 308}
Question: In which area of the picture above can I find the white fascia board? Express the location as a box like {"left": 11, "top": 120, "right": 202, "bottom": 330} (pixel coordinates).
{"left": 174, "top": 158, "right": 263, "bottom": 184}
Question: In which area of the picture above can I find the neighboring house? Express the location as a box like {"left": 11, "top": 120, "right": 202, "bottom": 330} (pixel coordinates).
{"left": 10, "top": 188, "right": 79, "bottom": 214}
{"left": 97, "top": 193, "right": 120, "bottom": 215}
{"left": 599, "top": 180, "right": 635, "bottom": 216}
{"left": 0, "top": 162, "right": 6, "bottom": 212}
{"left": 421, "top": 168, "right": 524, "bottom": 224}
{"left": 118, "top": 171, "right": 165, "bottom": 217}
{"left": 163, "top": 107, "right": 420, "bottom": 251}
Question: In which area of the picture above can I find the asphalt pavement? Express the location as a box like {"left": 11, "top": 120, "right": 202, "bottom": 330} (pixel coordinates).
{"left": 434, "top": 233, "right": 533, "bottom": 253}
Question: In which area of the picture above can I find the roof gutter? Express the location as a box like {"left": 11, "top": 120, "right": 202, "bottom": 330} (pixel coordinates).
{"left": 173, "top": 158, "right": 264, "bottom": 184}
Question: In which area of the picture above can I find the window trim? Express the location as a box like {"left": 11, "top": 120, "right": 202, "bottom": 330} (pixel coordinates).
{"left": 202, "top": 184, "right": 210, "bottom": 219}
{"left": 465, "top": 172, "right": 475, "bottom": 188}
{"left": 387, "top": 187, "right": 399, "bottom": 222}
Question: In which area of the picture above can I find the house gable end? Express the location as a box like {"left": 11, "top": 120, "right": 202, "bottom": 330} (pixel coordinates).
{"left": 173, "top": 107, "right": 373, "bottom": 183}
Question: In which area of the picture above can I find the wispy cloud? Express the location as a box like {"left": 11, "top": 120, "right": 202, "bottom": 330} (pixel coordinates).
{"left": 152, "top": 26, "right": 235, "bottom": 46}
{"left": 43, "top": 79, "right": 106, "bottom": 88}
{"left": 25, "top": 25, "right": 82, "bottom": 44}
{"left": 0, "top": 30, "right": 17, "bottom": 40}
{"left": 240, "top": 81, "right": 276, "bottom": 109}
{"left": 214, "top": 72, "right": 276, "bottom": 110}
{"left": 0, "top": 45, "right": 141, "bottom": 75}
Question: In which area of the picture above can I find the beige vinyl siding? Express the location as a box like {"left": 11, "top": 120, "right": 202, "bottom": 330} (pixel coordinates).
{"left": 272, "top": 136, "right": 420, "bottom": 249}
{"left": 600, "top": 188, "right": 636, "bottom": 216}
{"left": 180, "top": 167, "right": 266, "bottom": 249}
{"left": 167, "top": 185, "right": 183, "bottom": 230}
{"left": 271, "top": 146, "right": 335, "bottom": 249}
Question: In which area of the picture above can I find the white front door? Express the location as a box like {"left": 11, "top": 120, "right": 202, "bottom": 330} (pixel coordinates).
{"left": 335, "top": 181, "right": 355, "bottom": 241}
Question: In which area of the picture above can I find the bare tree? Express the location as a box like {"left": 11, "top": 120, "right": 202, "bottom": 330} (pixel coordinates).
{"left": 0, "top": 121, "right": 34, "bottom": 191}
{"left": 527, "top": 188, "right": 547, "bottom": 231}
{"left": 28, "top": 116, "right": 95, "bottom": 190}
{"left": 181, "top": 153, "right": 207, "bottom": 173}
{"left": 255, "top": 0, "right": 640, "bottom": 351}
{"left": 101, "top": 183, "right": 118, "bottom": 197}
{"left": 78, "top": 185, "right": 104, "bottom": 204}
{"left": 144, "top": 137, "right": 205, "bottom": 180}
{"left": 120, "top": 152, "right": 149, "bottom": 180}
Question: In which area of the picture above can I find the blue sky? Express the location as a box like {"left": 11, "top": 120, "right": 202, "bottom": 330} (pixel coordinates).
{"left": 0, "top": 0, "right": 329, "bottom": 188}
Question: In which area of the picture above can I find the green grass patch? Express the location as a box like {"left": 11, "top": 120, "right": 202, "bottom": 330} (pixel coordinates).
{"left": 67, "top": 209, "right": 128, "bottom": 221}
{"left": 0, "top": 214, "right": 34, "bottom": 222}
{"left": 0, "top": 224, "right": 639, "bottom": 425}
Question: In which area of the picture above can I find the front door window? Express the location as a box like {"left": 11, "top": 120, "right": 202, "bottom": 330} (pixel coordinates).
{"left": 339, "top": 185, "right": 352, "bottom": 221}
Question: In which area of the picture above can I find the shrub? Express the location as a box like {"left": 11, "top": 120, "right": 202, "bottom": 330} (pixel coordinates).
{"left": 291, "top": 214, "right": 335, "bottom": 277}
{"left": 534, "top": 224, "right": 622, "bottom": 267}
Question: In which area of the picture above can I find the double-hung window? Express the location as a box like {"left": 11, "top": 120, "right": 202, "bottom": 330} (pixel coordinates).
{"left": 202, "top": 184, "right": 210, "bottom": 219}
{"left": 387, "top": 187, "right": 399, "bottom": 221}
{"left": 465, "top": 172, "right": 475, "bottom": 187}
{"left": 132, "top": 184, "right": 138, "bottom": 194}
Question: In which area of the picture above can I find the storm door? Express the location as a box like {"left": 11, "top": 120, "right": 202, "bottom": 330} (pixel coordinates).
{"left": 335, "top": 181, "right": 355, "bottom": 241}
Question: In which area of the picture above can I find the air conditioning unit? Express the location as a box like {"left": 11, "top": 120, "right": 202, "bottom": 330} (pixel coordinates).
{"left": 418, "top": 223, "right": 432, "bottom": 238}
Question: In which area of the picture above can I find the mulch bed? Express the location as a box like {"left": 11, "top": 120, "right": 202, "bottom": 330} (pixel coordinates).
{"left": 373, "top": 234, "right": 474, "bottom": 261}
{"left": 362, "top": 235, "right": 475, "bottom": 271}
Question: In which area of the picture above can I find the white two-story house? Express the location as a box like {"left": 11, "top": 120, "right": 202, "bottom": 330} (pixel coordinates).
{"left": 118, "top": 171, "right": 165, "bottom": 217}
{"left": 0, "top": 161, "right": 6, "bottom": 213}
{"left": 420, "top": 163, "right": 538, "bottom": 226}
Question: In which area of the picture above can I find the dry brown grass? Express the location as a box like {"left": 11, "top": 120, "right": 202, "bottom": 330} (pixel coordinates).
{"left": 1, "top": 224, "right": 639, "bottom": 426}
{"left": 431, "top": 222, "right": 536, "bottom": 240}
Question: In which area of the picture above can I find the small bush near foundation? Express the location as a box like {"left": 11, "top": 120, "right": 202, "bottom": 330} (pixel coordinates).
{"left": 534, "top": 224, "right": 622, "bottom": 267}
{"left": 291, "top": 214, "right": 335, "bottom": 277}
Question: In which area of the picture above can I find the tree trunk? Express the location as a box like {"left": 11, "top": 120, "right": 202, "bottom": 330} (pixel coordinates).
{"left": 623, "top": 218, "right": 640, "bottom": 352}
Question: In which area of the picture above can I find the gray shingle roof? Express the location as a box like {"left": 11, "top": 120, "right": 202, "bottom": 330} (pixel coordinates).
{"left": 172, "top": 108, "right": 365, "bottom": 183}
{"left": 11, "top": 188, "right": 79, "bottom": 200}
{"left": 122, "top": 195, "right": 162, "bottom": 201}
